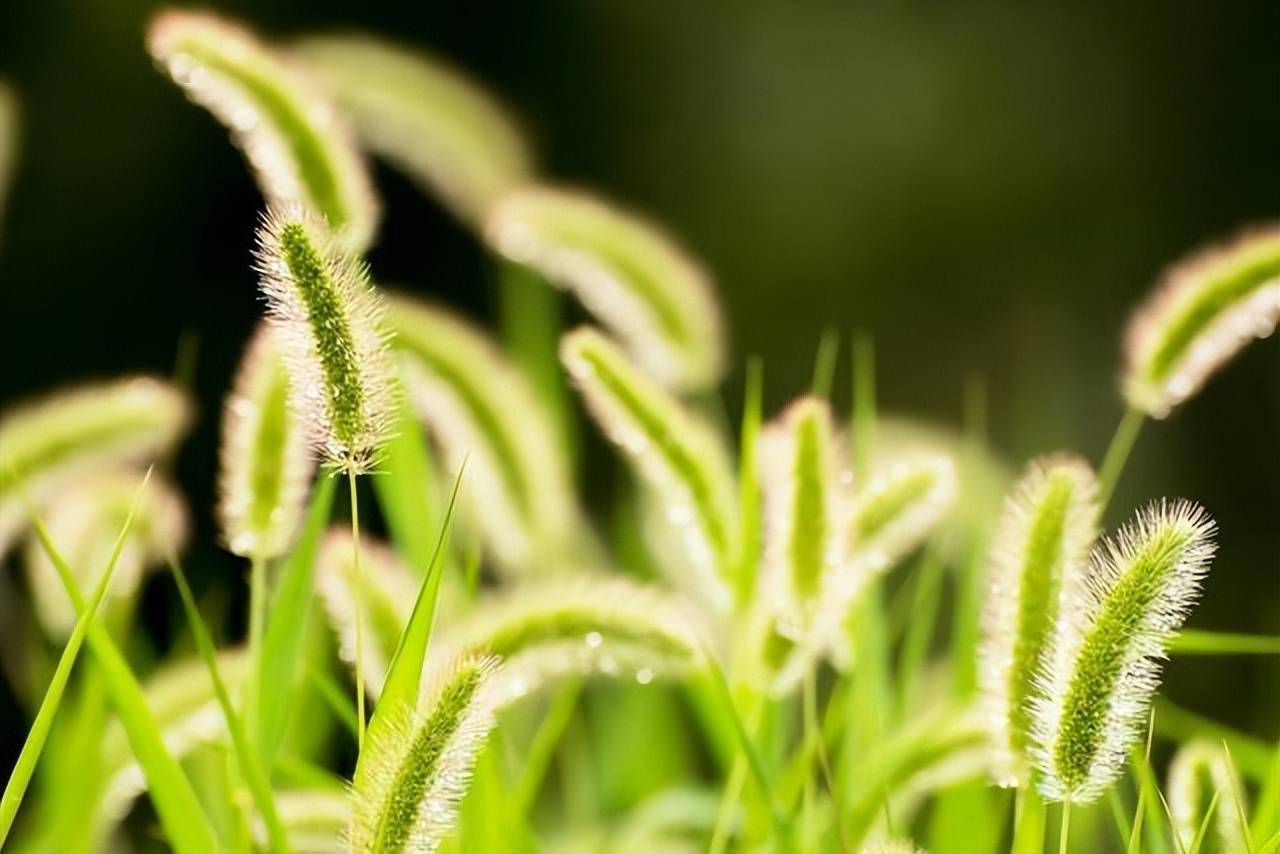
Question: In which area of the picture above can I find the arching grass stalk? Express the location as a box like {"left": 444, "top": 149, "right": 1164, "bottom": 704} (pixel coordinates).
{"left": 1097, "top": 407, "right": 1145, "bottom": 510}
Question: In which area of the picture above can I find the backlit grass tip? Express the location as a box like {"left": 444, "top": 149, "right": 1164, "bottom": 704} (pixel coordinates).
{"left": 1124, "top": 224, "right": 1280, "bottom": 418}
{"left": 1031, "top": 499, "right": 1216, "bottom": 803}
{"left": 255, "top": 208, "right": 393, "bottom": 474}
{"left": 979, "top": 455, "right": 1099, "bottom": 787}
{"left": 217, "top": 322, "right": 315, "bottom": 559}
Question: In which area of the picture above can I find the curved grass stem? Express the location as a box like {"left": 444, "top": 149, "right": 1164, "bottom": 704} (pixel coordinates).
{"left": 1097, "top": 406, "right": 1145, "bottom": 510}
{"left": 1060, "top": 798, "right": 1073, "bottom": 854}
{"left": 246, "top": 552, "right": 266, "bottom": 743}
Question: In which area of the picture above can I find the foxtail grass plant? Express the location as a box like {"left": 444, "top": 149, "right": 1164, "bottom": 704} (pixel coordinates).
{"left": 6, "top": 10, "right": 1280, "bottom": 853}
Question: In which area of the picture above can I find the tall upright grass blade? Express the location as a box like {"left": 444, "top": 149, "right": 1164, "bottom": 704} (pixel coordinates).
{"left": 166, "top": 556, "right": 290, "bottom": 853}
{"left": 734, "top": 357, "right": 764, "bottom": 607}
{"left": 493, "top": 188, "right": 726, "bottom": 391}
{"left": 429, "top": 576, "right": 706, "bottom": 707}
{"left": 218, "top": 322, "right": 314, "bottom": 559}
{"left": 147, "top": 10, "right": 379, "bottom": 249}
{"left": 1168, "top": 741, "right": 1247, "bottom": 854}
{"left": 24, "top": 470, "right": 188, "bottom": 640}
{"left": 25, "top": 505, "right": 222, "bottom": 854}
{"left": 0, "top": 377, "right": 191, "bottom": 554}
{"left": 0, "top": 470, "right": 152, "bottom": 847}
{"left": 1033, "top": 500, "right": 1217, "bottom": 803}
{"left": 255, "top": 209, "right": 393, "bottom": 474}
{"left": 291, "top": 34, "right": 532, "bottom": 227}
{"left": 562, "top": 327, "right": 737, "bottom": 610}
{"left": 349, "top": 653, "right": 503, "bottom": 854}
{"left": 258, "top": 474, "right": 335, "bottom": 757}
{"left": 357, "top": 468, "right": 463, "bottom": 790}
{"left": 387, "top": 294, "right": 586, "bottom": 573}
{"left": 980, "top": 456, "right": 1100, "bottom": 787}
{"left": 1124, "top": 225, "right": 1280, "bottom": 418}
{"left": 0, "top": 80, "right": 17, "bottom": 239}
{"left": 316, "top": 529, "right": 418, "bottom": 699}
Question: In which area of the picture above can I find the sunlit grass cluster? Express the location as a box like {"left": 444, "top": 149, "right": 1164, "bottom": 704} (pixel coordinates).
{"left": 1, "top": 10, "right": 1279, "bottom": 854}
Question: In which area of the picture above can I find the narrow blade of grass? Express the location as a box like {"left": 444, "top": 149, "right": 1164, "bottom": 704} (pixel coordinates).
{"left": 258, "top": 474, "right": 336, "bottom": 758}
{"left": 26, "top": 503, "right": 222, "bottom": 854}
{"left": 167, "top": 556, "right": 290, "bottom": 853}
{"left": 0, "top": 470, "right": 150, "bottom": 846}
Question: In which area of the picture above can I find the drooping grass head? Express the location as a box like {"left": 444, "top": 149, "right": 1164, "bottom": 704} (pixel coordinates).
{"left": 1124, "top": 225, "right": 1280, "bottom": 418}
{"left": 255, "top": 208, "right": 393, "bottom": 474}
{"left": 1032, "top": 499, "right": 1216, "bottom": 803}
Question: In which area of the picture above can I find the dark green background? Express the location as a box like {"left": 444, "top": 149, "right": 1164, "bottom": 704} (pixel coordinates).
{"left": 1, "top": 0, "right": 1277, "bottom": 761}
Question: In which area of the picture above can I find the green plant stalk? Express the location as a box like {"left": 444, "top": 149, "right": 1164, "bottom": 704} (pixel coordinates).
{"left": 310, "top": 666, "right": 360, "bottom": 738}
{"left": 373, "top": 389, "right": 443, "bottom": 572}
{"left": 25, "top": 506, "right": 222, "bottom": 854}
{"left": 258, "top": 475, "right": 335, "bottom": 757}
{"left": 734, "top": 357, "right": 763, "bottom": 608}
{"left": 1168, "top": 630, "right": 1280, "bottom": 655}
{"left": 349, "top": 469, "right": 367, "bottom": 752}
{"left": 811, "top": 329, "right": 838, "bottom": 399}
{"left": 850, "top": 332, "right": 876, "bottom": 476}
{"left": 896, "top": 546, "right": 946, "bottom": 712}
{"left": 1012, "top": 786, "right": 1047, "bottom": 854}
{"left": 1098, "top": 406, "right": 1145, "bottom": 510}
{"left": 167, "top": 556, "right": 290, "bottom": 853}
{"left": 512, "top": 679, "right": 583, "bottom": 818}
{"left": 0, "top": 472, "right": 148, "bottom": 846}
{"left": 246, "top": 552, "right": 266, "bottom": 744}
{"left": 1060, "top": 799, "right": 1072, "bottom": 854}
{"left": 499, "top": 262, "right": 575, "bottom": 458}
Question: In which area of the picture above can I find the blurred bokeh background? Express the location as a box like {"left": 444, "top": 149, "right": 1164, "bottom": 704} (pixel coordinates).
{"left": 2, "top": 0, "right": 1277, "bottom": 767}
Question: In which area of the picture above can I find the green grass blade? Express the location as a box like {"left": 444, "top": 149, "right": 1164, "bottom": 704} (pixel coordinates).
{"left": 355, "top": 466, "right": 463, "bottom": 789}
{"left": 26, "top": 507, "right": 222, "bottom": 854}
{"left": 1251, "top": 739, "right": 1280, "bottom": 846}
{"left": 167, "top": 557, "right": 291, "bottom": 853}
{"left": 258, "top": 474, "right": 335, "bottom": 758}
{"left": 373, "top": 387, "right": 442, "bottom": 572}
{"left": 0, "top": 470, "right": 150, "bottom": 846}
{"left": 733, "top": 357, "right": 764, "bottom": 608}
{"left": 499, "top": 262, "right": 576, "bottom": 454}
{"left": 1168, "top": 630, "right": 1280, "bottom": 655}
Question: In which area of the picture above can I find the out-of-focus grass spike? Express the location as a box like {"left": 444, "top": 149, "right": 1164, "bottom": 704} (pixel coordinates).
{"left": 218, "top": 322, "right": 315, "bottom": 559}
{"left": 0, "top": 79, "right": 17, "bottom": 239}
{"left": 315, "top": 529, "right": 417, "bottom": 700}
{"left": 979, "top": 456, "right": 1099, "bottom": 788}
{"left": 24, "top": 470, "right": 188, "bottom": 640}
{"left": 0, "top": 377, "right": 191, "bottom": 555}
{"left": 291, "top": 34, "right": 531, "bottom": 227}
{"left": 561, "top": 327, "right": 737, "bottom": 611}
{"left": 0, "top": 469, "right": 151, "bottom": 848}
{"left": 147, "top": 10, "right": 379, "bottom": 249}
{"left": 1124, "top": 225, "right": 1280, "bottom": 418}
{"left": 493, "top": 187, "right": 725, "bottom": 391}
{"left": 348, "top": 653, "right": 503, "bottom": 854}
{"left": 255, "top": 208, "right": 393, "bottom": 474}
{"left": 757, "top": 396, "right": 846, "bottom": 635}
{"left": 428, "top": 576, "right": 706, "bottom": 708}
{"left": 1168, "top": 740, "right": 1247, "bottom": 854}
{"left": 386, "top": 293, "right": 589, "bottom": 573}
{"left": 1033, "top": 500, "right": 1217, "bottom": 804}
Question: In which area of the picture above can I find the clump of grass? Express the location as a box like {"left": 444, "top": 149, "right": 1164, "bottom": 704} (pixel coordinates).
{"left": 0, "top": 377, "right": 191, "bottom": 553}
{"left": 147, "top": 9, "right": 380, "bottom": 249}
{"left": 494, "top": 187, "right": 726, "bottom": 391}
{"left": 1032, "top": 499, "right": 1216, "bottom": 804}
{"left": 1124, "top": 224, "right": 1280, "bottom": 418}
{"left": 24, "top": 470, "right": 188, "bottom": 640}
{"left": 217, "top": 322, "right": 314, "bottom": 560}
{"left": 387, "top": 293, "right": 588, "bottom": 574}
{"left": 291, "top": 34, "right": 532, "bottom": 226}
{"left": 348, "top": 653, "right": 503, "bottom": 854}
{"left": 980, "top": 455, "right": 1099, "bottom": 787}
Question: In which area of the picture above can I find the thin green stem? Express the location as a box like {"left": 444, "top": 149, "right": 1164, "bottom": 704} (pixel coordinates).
{"left": 348, "top": 468, "right": 365, "bottom": 752}
{"left": 246, "top": 552, "right": 266, "bottom": 745}
{"left": 802, "top": 667, "right": 817, "bottom": 852}
{"left": 1060, "top": 799, "right": 1073, "bottom": 854}
{"left": 1012, "top": 785, "right": 1046, "bottom": 854}
{"left": 513, "top": 679, "right": 583, "bottom": 818}
{"left": 1097, "top": 406, "right": 1145, "bottom": 510}
{"left": 709, "top": 755, "right": 747, "bottom": 854}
